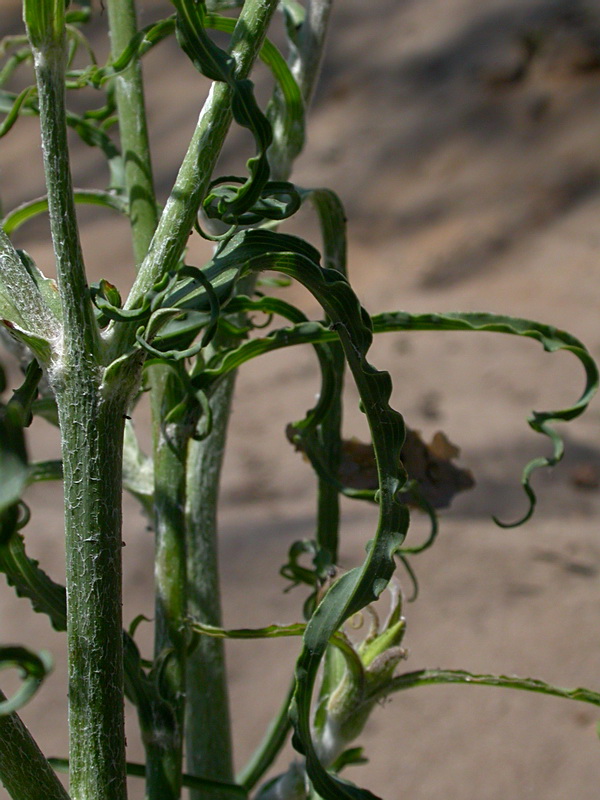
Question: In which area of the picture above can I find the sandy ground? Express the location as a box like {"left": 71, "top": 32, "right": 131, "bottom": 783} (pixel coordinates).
{"left": 3, "top": 0, "right": 600, "bottom": 798}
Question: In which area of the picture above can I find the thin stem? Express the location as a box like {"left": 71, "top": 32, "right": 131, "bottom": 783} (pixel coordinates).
{"left": 185, "top": 377, "right": 237, "bottom": 798}
{"left": 236, "top": 680, "right": 295, "bottom": 791}
{"left": 31, "top": 46, "right": 99, "bottom": 358}
{"left": 29, "top": 25, "right": 127, "bottom": 800}
{"left": 294, "top": 0, "right": 335, "bottom": 109}
{"left": 147, "top": 364, "right": 191, "bottom": 800}
{"left": 0, "top": 691, "right": 71, "bottom": 800}
{"left": 106, "top": 0, "right": 158, "bottom": 267}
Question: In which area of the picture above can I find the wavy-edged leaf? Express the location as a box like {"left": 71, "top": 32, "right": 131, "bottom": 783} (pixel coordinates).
{"left": 172, "top": 0, "right": 276, "bottom": 224}
{"left": 302, "top": 188, "right": 347, "bottom": 562}
{"left": 372, "top": 311, "right": 599, "bottom": 526}
{"left": 0, "top": 531, "right": 66, "bottom": 631}
{"left": 381, "top": 668, "right": 600, "bottom": 709}
{"left": 201, "top": 308, "right": 597, "bottom": 529}
{"left": 0, "top": 527, "right": 175, "bottom": 732}
{"left": 0, "top": 645, "right": 52, "bottom": 716}
{"left": 0, "top": 362, "right": 40, "bottom": 539}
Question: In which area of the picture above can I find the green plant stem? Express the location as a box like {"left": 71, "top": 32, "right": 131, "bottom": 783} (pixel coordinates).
{"left": 294, "top": 0, "right": 335, "bottom": 108}
{"left": 30, "top": 31, "right": 128, "bottom": 800}
{"left": 236, "top": 680, "right": 295, "bottom": 791}
{"left": 106, "top": 0, "right": 158, "bottom": 267}
{"left": 185, "top": 377, "right": 236, "bottom": 799}
{"left": 0, "top": 691, "right": 71, "bottom": 800}
{"left": 147, "top": 364, "right": 191, "bottom": 800}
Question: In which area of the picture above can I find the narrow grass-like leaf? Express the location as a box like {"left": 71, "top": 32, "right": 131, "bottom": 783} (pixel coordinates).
{"left": 2, "top": 190, "right": 127, "bottom": 235}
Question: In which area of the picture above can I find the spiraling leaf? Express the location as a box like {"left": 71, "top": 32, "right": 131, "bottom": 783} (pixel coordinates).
{"left": 372, "top": 311, "right": 599, "bottom": 526}
{"left": 0, "top": 645, "right": 52, "bottom": 716}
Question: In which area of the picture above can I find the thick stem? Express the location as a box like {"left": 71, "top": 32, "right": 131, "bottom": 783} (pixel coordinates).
{"left": 185, "top": 377, "right": 236, "bottom": 799}
{"left": 56, "top": 383, "right": 128, "bottom": 800}
{"left": 32, "top": 46, "right": 98, "bottom": 357}
{"left": 0, "top": 691, "right": 71, "bottom": 800}
{"left": 106, "top": 0, "right": 158, "bottom": 267}
{"left": 30, "top": 29, "right": 127, "bottom": 800}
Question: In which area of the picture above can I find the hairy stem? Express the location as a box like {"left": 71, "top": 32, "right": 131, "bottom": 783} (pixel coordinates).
{"left": 0, "top": 691, "right": 71, "bottom": 800}
{"left": 29, "top": 23, "right": 127, "bottom": 800}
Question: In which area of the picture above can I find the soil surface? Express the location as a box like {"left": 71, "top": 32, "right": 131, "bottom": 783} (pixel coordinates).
{"left": 3, "top": 1, "right": 600, "bottom": 798}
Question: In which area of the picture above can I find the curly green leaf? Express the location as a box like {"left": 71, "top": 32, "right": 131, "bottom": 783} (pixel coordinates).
{"left": 0, "top": 645, "right": 52, "bottom": 716}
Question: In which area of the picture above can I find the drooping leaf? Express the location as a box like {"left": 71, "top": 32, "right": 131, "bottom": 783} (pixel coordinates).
{"left": 201, "top": 309, "right": 598, "bottom": 528}
{"left": 185, "top": 227, "right": 408, "bottom": 800}
{"left": 0, "top": 530, "right": 66, "bottom": 631}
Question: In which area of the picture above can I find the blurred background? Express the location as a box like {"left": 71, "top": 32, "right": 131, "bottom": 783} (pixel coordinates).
{"left": 2, "top": 0, "right": 600, "bottom": 797}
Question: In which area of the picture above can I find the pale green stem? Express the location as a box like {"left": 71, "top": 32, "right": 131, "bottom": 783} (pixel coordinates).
{"left": 0, "top": 690, "right": 71, "bottom": 800}
{"left": 106, "top": 0, "right": 158, "bottom": 267}
{"left": 146, "top": 364, "right": 191, "bottom": 800}
{"left": 29, "top": 30, "right": 127, "bottom": 800}
{"left": 294, "top": 0, "right": 335, "bottom": 108}
{"left": 185, "top": 377, "right": 237, "bottom": 798}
